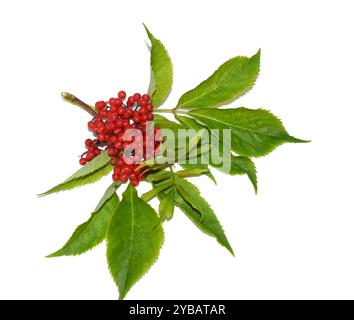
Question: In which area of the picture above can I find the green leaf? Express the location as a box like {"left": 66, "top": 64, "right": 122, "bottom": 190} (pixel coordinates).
{"left": 177, "top": 50, "right": 260, "bottom": 108}
{"left": 141, "top": 179, "right": 174, "bottom": 202}
{"left": 39, "top": 151, "right": 113, "bottom": 196}
{"left": 176, "top": 168, "right": 210, "bottom": 178}
{"left": 47, "top": 188, "right": 119, "bottom": 257}
{"left": 176, "top": 115, "right": 255, "bottom": 189}
{"left": 207, "top": 155, "right": 257, "bottom": 193}
{"left": 159, "top": 186, "right": 175, "bottom": 221}
{"left": 95, "top": 182, "right": 121, "bottom": 211}
{"left": 175, "top": 114, "right": 205, "bottom": 129}
{"left": 173, "top": 176, "right": 234, "bottom": 255}
{"left": 144, "top": 24, "right": 173, "bottom": 107}
{"left": 107, "top": 184, "right": 164, "bottom": 300}
{"left": 189, "top": 108, "right": 307, "bottom": 157}
{"left": 179, "top": 163, "right": 217, "bottom": 184}
{"left": 154, "top": 114, "right": 185, "bottom": 134}
{"left": 175, "top": 115, "right": 216, "bottom": 183}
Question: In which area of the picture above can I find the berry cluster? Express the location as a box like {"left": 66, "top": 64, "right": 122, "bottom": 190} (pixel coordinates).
{"left": 80, "top": 91, "right": 162, "bottom": 187}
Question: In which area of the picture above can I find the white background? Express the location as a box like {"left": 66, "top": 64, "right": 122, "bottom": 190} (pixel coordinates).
{"left": 0, "top": 0, "right": 353, "bottom": 300}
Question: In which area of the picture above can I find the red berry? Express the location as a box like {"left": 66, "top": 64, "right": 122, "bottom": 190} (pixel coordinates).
{"left": 123, "top": 109, "right": 132, "bottom": 119}
{"left": 88, "top": 121, "right": 95, "bottom": 130}
{"left": 117, "top": 106, "right": 125, "bottom": 115}
{"left": 147, "top": 113, "right": 154, "bottom": 121}
{"left": 109, "top": 97, "right": 115, "bottom": 105}
{"left": 133, "top": 114, "right": 141, "bottom": 123}
{"left": 118, "top": 91, "right": 126, "bottom": 99}
{"left": 114, "top": 141, "right": 123, "bottom": 149}
{"left": 146, "top": 104, "right": 153, "bottom": 112}
{"left": 107, "top": 148, "right": 118, "bottom": 156}
{"left": 114, "top": 128, "right": 122, "bottom": 135}
{"left": 114, "top": 166, "right": 122, "bottom": 174}
{"left": 122, "top": 119, "right": 130, "bottom": 127}
{"left": 120, "top": 173, "right": 129, "bottom": 182}
{"left": 133, "top": 93, "right": 141, "bottom": 102}
{"left": 117, "top": 159, "right": 125, "bottom": 167}
{"left": 131, "top": 179, "right": 139, "bottom": 187}
{"left": 127, "top": 96, "right": 135, "bottom": 107}
{"left": 112, "top": 173, "right": 120, "bottom": 181}
{"left": 139, "top": 106, "right": 147, "bottom": 114}
{"left": 142, "top": 94, "right": 150, "bottom": 101}
{"left": 139, "top": 99, "right": 148, "bottom": 108}
{"left": 129, "top": 172, "right": 138, "bottom": 180}
{"left": 86, "top": 152, "right": 95, "bottom": 160}
{"left": 79, "top": 158, "right": 87, "bottom": 165}
{"left": 95, "top": 101, "right": 106, "bottom": 110}
{"left": 85, "top": 139, "right": 92, "bottom": 147}
{"left": 94, "top": 149, "right": 101, "bottom": 156}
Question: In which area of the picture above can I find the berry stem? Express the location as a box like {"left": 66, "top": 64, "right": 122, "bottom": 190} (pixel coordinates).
{"left": 61, "top": 92, "right": 97, "bottom": 117}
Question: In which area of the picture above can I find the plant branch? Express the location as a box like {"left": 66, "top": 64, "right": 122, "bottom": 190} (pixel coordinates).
{"left": 61, "top": 92, "right": 97, "bottom": 117}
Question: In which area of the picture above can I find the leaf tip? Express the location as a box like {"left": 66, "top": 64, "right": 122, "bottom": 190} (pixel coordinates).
{"left": 287, "top": 136, "right": 311, "bottom": 144}
{"left": 142, "top": 23, "right": 153, "bottom": 40}
{"left": 45, "top": 251, "right": 60, "bottom": 258}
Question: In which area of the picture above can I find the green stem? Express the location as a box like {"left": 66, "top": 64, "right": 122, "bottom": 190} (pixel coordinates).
{"left": 61, "top": 92, "right": 97, "bottom": 117}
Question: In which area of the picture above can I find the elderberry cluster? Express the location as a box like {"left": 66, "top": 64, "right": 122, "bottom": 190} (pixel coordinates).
{"left": 80, "top": 91, "right": 162, "bottom": 186}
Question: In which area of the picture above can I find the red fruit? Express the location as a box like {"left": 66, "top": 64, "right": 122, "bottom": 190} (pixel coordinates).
{"left": 97, "top": 124, "right": 105, "bottom": 133}
{"left": 109, "top": 97, "right": 115, "bottom": 105}
{"left": 139, "top": 106, "right": 147, "bottom": 114}
{"left": 123, "top": 109, "right": 132, "bottom": 119}
{"left": 120, "top": 173, "right": 129, "bottom": 182}
{"left": 122, "top": 119, "right": 130, "bottom": 127}
{"left": 114, "top": 166, "right": 122, "bottom": 174}
{"left": 114, "top": 141, "right": 123, "bottom": 149}
{"left": 139, "top": 99, "right": 148, "bottom": 108}
{"left": 86, "top": 152, "right": 95, "bottom": 160}
{"left": 117, "top": 158, "right": 125, "bottom": 167}
{"left": 127, "top": 96, "right": 135, "bottom": 107}
{"left": 133, "top": 93, "right": 141, "bottom": 102}
{"left": 146, "top": 104, "right": 153, "bottom": 112}
{"left": 94, "top": 149, "right": 101, "bottom": 156}
{"left": 116, "top": 119, "right": 124, "bottom": 128}
{"left": 118, "top": 91, "right": 126, "bottom": 99}
{"left": 110, "top": 135, "right": 118, "bottom": 144}
{"left": 147, "top": 113, "right": 154, "bottom": 121}
{"left": 114, "top": 128, "right": 122, "bottom": 135}
{"left": 95, "top": 101, "right": 106, "bottom": 110}
{"left": 88, "top": 121, "right": 95, "bottom": 130}
{"left": 131, "top": 179, "right": 139, "bottom": 187}
{"left": 129, "top": 171, "right": 138, "bottom": 180}
{"left": 107, "top": 148, "right": 118, "bottom": 156}
{"left": 85, "top": 139, "right": 92, "bottom": 147}
{"left": 133, "top": 114, "right": 141, "bottom": 123}
{"left": 79, "top": 158, "right": 87, "bottom": 165}
{"left": 142, "top": 94, "right": 150, "bottom": 101}
{"left": 98, "top": 133, "right": 106, "bottom": 141}
{"left": 112, "top": 173, "right": 120, "bottom": 181}
{"left": 117, "top": 106, "right": 125, "bottom": 115}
